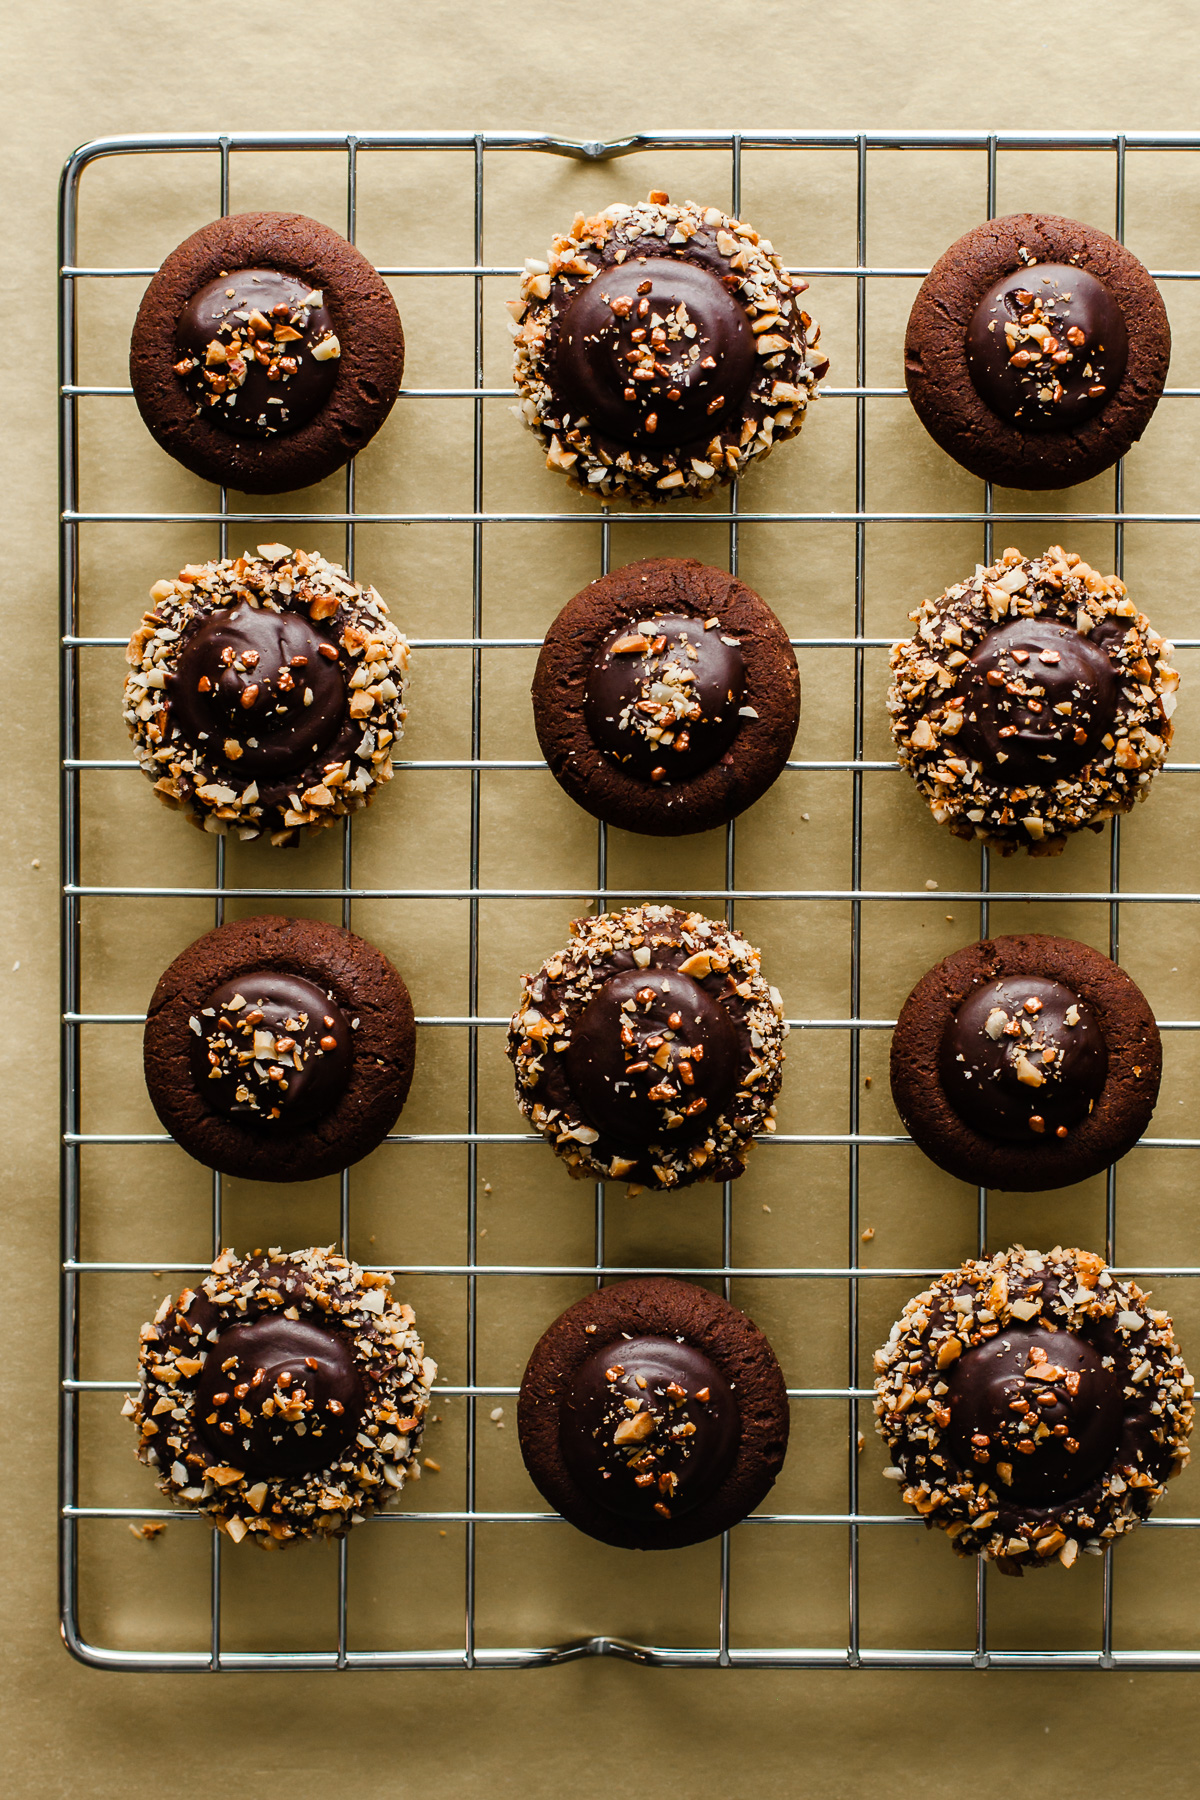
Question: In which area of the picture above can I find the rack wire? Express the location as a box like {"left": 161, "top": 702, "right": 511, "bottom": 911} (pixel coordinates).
{"left": 58, "top": 128, "right": 1200, "bottom": 1672}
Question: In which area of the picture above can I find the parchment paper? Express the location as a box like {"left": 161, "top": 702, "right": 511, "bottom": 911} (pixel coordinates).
{"left": 9, "top": 3, "right": 1200, "bottom": 1794}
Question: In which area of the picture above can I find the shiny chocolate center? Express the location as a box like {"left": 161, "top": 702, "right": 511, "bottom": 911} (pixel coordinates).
{"left": 561, "top": 1335, "right": 739, "bottom": 1522}
{"left": 939, "top": 974, "right": 1108, "bottom": 1143}
{"left": 584, "top": 614, "right": 747, "bottom": 782}
{"left": 944, "top": 1323, "right": 1123, "bottom": 1506}
{"left": 175, "top": 267, "right": 339, "bottom": 440}
{"left": 190, "top": 970, "right": 353, "bottom": 1126}
{"left": 966, "top": 262, "right": 1128, "bottom": 432}
{"left": 563, "top": 967, "right": 740, "bottom": 1151}
{"left": 554, "top": 256, "right": 756, "bottom": 450}
{"left": 194, "top": 1314, "right": 365, "bottom": 1477}
{"left": 170, "top": 603, "right": 346, "bottom": 781}
{"left": 953, "top": 617, "right": 1119, "bottom": 786}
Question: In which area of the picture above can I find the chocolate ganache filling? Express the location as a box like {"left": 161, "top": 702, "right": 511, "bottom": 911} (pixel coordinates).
{"left": 194, "top": 1313, "right": 366, "bottom": 1477}
{"left": 171, "top": 603, "right": 347, "bottom": 783}
{"left": 966, "top": 262, "right": 1128, "bottom": 432}
{"left": 584, "top": 615, "right": 747, "bottom": 782}
{"left": 939, "top": 974, "right": 1108, "bottom": 1142}
{"left": 190, "top": 971, "right": 353, "bottom": 1125}
{"left": 952, "top": 617, "right": 1119, "bottom": 786}
{"left": 174, "top": 267, "right": 340, "bottom": 439}
{"left": 553, "top": 255, "right": 756, "bottom": 451}
{"left": 563, "top": 967, "right": 740, "bottom": 1151}
{"left": 944, "top": 1323, "right": 1123, "bottom": 1507}
{"left": 561, "top": 1335, "right": 740, "bottom": 1521}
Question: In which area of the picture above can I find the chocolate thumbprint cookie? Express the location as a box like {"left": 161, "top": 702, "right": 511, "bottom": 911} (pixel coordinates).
{"left": 518, "top": 1277, "right": 789, "bottom": 1549}
{"left": 533, "top": 557, "right": 800, "bottom": 835}
{"left": 124, "top": 545, "right": 410, "bottom": 847}
{"left": 126, "top": 1246, "right": 435, "bottom": 1543}
{"left": 508, "top": 904, "right": 787, "bottom": 1192}
{"left": 144, "top": 914, "right": 416, "bottom": 1182}
{"left": 905, "top": 213, "right": 1169, "bottom": 489}
{"left": 131, "top": 211, "right": 404, "bottom": 492}
{"left": 891, "top": 934, "right": 1161, "bottom": 1190}
{"left": 889, "top": 545, "right": 1177, "bottom": 855}
{"left": 511, "top": 192, "right": 827, "bottom": 505}
{"left": 875, "top": 1246, "right": 1192, "bottom": 1573}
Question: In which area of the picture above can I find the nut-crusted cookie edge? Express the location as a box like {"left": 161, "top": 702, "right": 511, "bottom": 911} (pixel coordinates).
{"left": 124, "top": 544, "right": 410, "bottom": 847}
{"left": 510, "top": 193, "right": 827, "bottom": 506}
{"left": 874, "top": 1245, "right": 1193, "bottom": 1573}
{"left": 507, "top": 904, "right": 787, "bottom": 1191}
{"left": 126, "top": 1245, "right": 436, "bottom": 1545}
{"left": 887, "top": 544, "right": 1177, "bottom": 855}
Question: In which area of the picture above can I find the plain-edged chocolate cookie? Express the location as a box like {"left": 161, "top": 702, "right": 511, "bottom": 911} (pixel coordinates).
{"left": 144, "top": 915, "right": 415, "bottom": 1181}
{"left": 518, "top": 1276, "right": 790, "bottom": 1550}
{"left": 533, "top": 557, "right": 800, "bottom": 836}
{"left": 890, "top": 934, "right": 1161, "bottom": 1191}
{"left": 905, "top": 213, "right": 1169, "bottom": 489}
{"left": 130, "top": 211, "right": 404, "bottom": 493}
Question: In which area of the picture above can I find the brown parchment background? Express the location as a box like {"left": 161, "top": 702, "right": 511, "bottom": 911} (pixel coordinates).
{"left": 9, "top": 3, "right": 1200, "bottom": 1794}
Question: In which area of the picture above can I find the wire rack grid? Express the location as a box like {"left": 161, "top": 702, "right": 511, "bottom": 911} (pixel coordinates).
{"left": 58, "top": 127, "right": 1200, "bottom": 1673}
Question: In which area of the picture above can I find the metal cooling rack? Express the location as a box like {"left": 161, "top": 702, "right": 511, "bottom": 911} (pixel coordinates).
{"left": 58, "top": 128, "right": 1200, "bottom": 1672}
